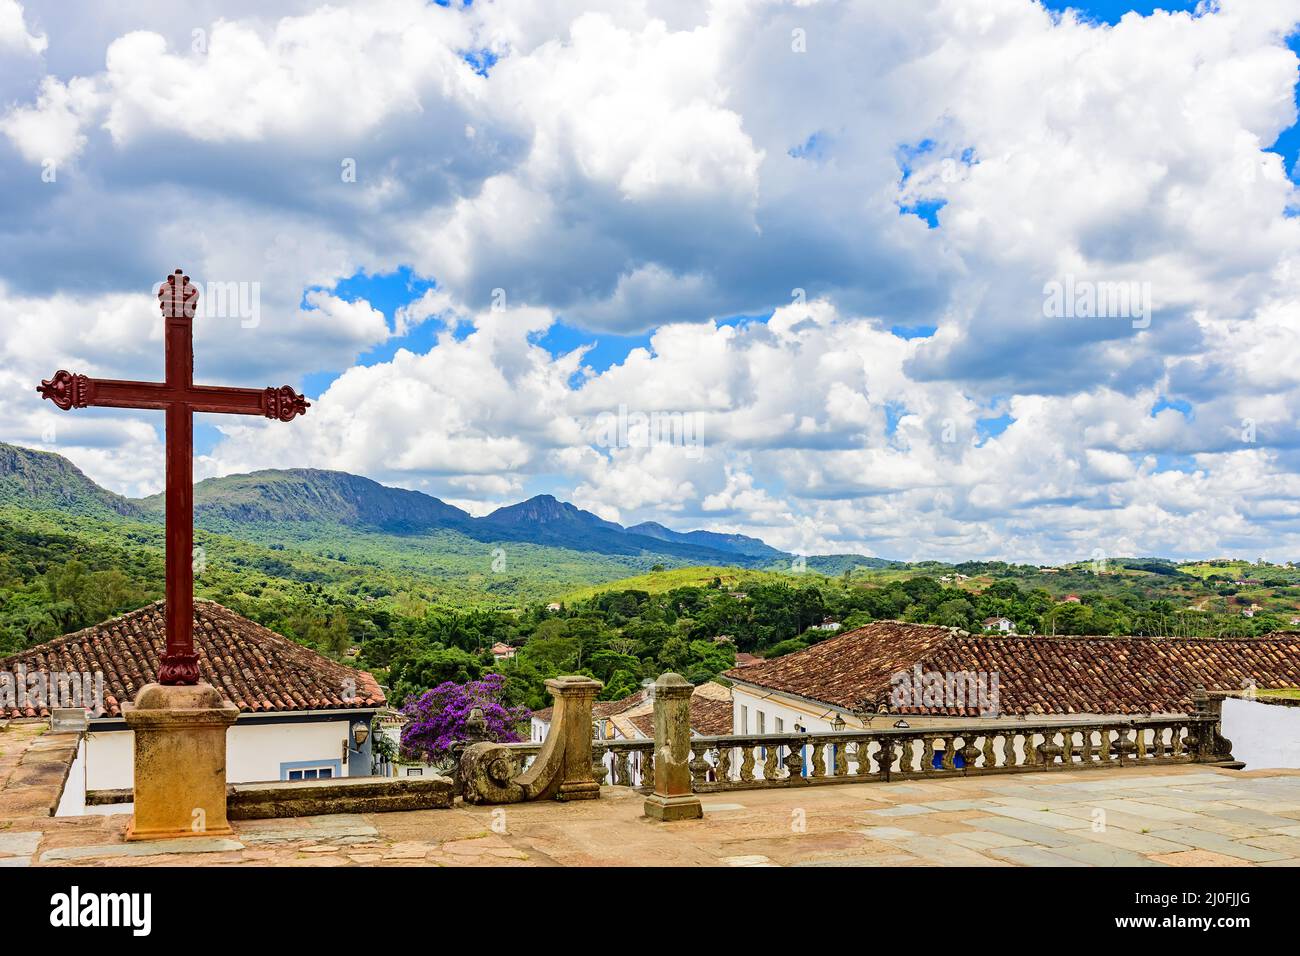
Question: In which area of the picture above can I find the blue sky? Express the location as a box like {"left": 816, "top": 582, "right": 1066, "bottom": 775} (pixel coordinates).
{"left": 4, "top": 0, "right": 1300, "bottom": 563}
{"left": 288, "top": 1, "right": 1299, "bottom": 407}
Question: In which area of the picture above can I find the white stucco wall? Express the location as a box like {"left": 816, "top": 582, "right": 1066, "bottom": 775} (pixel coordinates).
{"left": 54, "top": 735, "right": 86, "bottom": 817}
{"left": 732, "top": 685, "right": 854, "bottom": 735}
{"left": 84, "top": 717, "right": 358, "bottom": 790}
{"left": 1222, "top": 697, "right": 1300, "bottom": 770}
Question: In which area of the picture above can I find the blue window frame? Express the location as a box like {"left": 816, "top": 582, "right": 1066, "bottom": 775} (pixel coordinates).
{"left": 280, "top": 759, "right": 342, "bottom": 781}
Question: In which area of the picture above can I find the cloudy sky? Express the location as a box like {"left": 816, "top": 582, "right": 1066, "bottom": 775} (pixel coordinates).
{"left": 1, "top": 0, "right": 1298, "bottom": 564}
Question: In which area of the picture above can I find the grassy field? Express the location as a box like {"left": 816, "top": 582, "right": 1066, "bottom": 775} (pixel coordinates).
{"left": 558, "top": 565, "right": 828, "bottom": 602}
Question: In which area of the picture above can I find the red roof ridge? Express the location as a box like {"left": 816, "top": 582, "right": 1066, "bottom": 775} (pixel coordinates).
{"left": 0, "top": 599, "right": 385, "bottom": 719}
{"left": 721, "top": 619, "right": 1300, "bottom": 717}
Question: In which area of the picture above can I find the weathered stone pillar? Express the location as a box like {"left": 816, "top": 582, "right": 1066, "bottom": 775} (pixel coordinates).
{"left": 1189, "top": 685, "right": 1237, "bottom": 763}
{"left": 122, "top": 682, "right": 239, "bottom": 841}
{"left": 643, "top": 672, "right": 702, "bottom": 822}
{"left": 550, "top": 676, "right": 604, "bottom": 801}
{"left": 451, "top": 706, "right": 490, "bottom": 796}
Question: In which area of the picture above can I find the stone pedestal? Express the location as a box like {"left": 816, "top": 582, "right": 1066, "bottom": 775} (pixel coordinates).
{"left": 549, "top": 676, "right": 603, "bottom": 802}
{"left": 121, "top": 682, "right": 238, "bottom": 841}
{"left": 644, "top": 672, "right": 703, "bottom": 822}
{"left": 462, "top": 674, "right": 605, "bottom": 805}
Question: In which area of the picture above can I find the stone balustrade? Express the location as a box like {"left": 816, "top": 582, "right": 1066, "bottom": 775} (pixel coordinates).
{"left": 680, "top": 715, "right": 1233, "bottom": 792}
{"left": 485, "top": 714, "right": 1230, "bottom": 797}
{"left": 460, "top": 681, "right": 1237, "bottom": 804}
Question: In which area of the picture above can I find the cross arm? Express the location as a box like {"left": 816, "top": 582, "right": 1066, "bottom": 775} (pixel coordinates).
{"left": 37, "top": 371, "right": 169, "bottom": 410}
{"left": 187, "top": 384, "right": 311, "bottom": 421}
{"left": 38, "top": 370, "right": 310, "bottom": 421}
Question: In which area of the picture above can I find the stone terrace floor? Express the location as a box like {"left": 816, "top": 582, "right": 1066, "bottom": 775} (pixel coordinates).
{"left": 4, "top": 723, "right": 1300, "bottom": 867}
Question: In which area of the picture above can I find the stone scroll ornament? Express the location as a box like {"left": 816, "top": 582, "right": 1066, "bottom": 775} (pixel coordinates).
{"left": 37, "top": 269, "right": 310, "bottom": 685}
{"left": 461, "top": 675, "right": 604, "bottom": 804}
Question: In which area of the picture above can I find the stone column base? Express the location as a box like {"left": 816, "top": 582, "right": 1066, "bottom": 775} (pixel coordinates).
{"left": 557, "top": 780, "right": 601, "bottom": 802}
{"left": 643, "top": 792, "right": 703, "bottom": 822}
{"left": 121, "top": 682, "right": 239, "bottom": 842}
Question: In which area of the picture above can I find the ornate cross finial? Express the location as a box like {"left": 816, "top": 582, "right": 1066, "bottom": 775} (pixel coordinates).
{"left": 37, "top": 370, "right": 90, "bottom": 410}
{"left": 158, "top": 268, "right": 199, "bottom": 320}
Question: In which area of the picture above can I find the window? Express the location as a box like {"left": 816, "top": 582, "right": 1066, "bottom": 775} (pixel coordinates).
{"left": 775, "top": 717, "right": 784, "bottom": 732}
{"left": 756, "top": 711, "right": 766, "bottom": 734}
{"left": 287, "top": 766, "right": 333, "bottom": 781}
{"left": 280, "top": 760, "right": 341, "bottom": 781}
{"left": 740, "top": 705, "right": 748, "bottom": 734}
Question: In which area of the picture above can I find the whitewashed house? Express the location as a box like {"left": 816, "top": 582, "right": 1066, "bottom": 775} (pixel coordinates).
{"left": 723, "top": 621, "right": 1300, "bottom": 747}
{"left": 982, "top": 616, "right": 1015, "bottom": 633}
{"left": 0, "top": 600, "right": 386, "bottom": 795}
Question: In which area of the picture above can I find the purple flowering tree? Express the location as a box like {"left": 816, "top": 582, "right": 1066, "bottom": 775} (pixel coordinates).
{"left": 399, "top": 672, "right": 531, "bottom": 768}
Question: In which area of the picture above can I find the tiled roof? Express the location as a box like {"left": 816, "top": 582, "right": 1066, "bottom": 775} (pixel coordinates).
{"left": 627, "top": 684, "right": 734, "bottom": 737}
{"left": 534, "top": 688, "right": 646, "bottom": 724}
{"left": 0, "top": 600, "right": 385, "bottom": 718}
{"left": 722, "top": 621, "right": 1300, "bottom": 717}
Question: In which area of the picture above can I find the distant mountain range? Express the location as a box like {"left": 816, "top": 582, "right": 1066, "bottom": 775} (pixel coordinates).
{"left": 0, "top": 443, "right": 896, "bottom": 573}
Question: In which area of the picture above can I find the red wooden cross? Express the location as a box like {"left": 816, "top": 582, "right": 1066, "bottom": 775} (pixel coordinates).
{"left": 37, "top": 269, "right": 310, "bottom": 685}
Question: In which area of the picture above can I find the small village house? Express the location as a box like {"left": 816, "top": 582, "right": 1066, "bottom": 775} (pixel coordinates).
{"left": 722, "top": 621, "right": 1300, "bottom": 770}
{"left": 0, "top": 601, "right": 385, "bottom": 798}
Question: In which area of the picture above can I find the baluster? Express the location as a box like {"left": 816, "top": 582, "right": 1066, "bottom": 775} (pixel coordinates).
{"left": 834, "top": 739, "right": 848, "bottom": 777}
{"left": 716, "top": 742, "right": 732, "bottom": 782}
{"left": 689, "top": 743, "right": 710, "bottom": 789}
{"left": 940, "top": 736, "right": 956, "bottom": 771}
{"left": 1171, "top": 723, "right": 1185, "bottom": 758}
{"left": 592, "top": 743, "right": 609, "bottom": 785}
{"left": 1061, "top": 730, "right": 1074, "bottom": 764}
{"left": 642, "top": 747, "right": 654, "bottom": 789}
{"left": 811, "top": 740, "right": 827, "bottom": 778}
{"left": 895, "top": 737, "right": 911, "bottom": 774}
{"left": 763, "top": 743, "right": 780, "bottom": 781}
{"left": 1114, "top": 727, "right": 1135, "bottom": 765}
{"left": 1100, "top": 727, "right": 1113, "bottom": 763}
{"left": 999, "top": 733, "right": 1012, "bottom": 768}
{"left": 615, "top": 749, "right": 630, "bottom": 786}
{"left": 920, "top": 737, "right": 935, "bottom": 773}
{"left": 982, "top": 734, "right": 997, "bottom": 769}
{"left": 960, "top": 736, "right": 981, "bottom": 772}
{"left": 1135, "top": 727, "right": 1148, "bottom": 761}
{"left": 875, "top": 739, "right": 894, "bottom": 779}
{"left": 784, "top": 738, "right": 805, "bottom": 781}
{"left": 740, "top": 744, "right": 756, "bottom": 783}
{"left": 1080, "top": 728, "right": 1094, "bottom": 764}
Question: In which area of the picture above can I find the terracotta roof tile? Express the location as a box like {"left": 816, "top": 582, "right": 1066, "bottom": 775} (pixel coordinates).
{"left": 722, "top": 620, "right": 1300, "bottom": 717}
{"left": 534, "top": 687, "right": 647, "bottom": 724}
{"left": 627, "top": 685, "right": 734, "bottom": 738}
{"left": 0, "top": 600, "right": 385, "bottom": 718}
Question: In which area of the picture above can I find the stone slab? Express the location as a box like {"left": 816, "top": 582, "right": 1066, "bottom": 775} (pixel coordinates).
{"left": 986, "top": 806, "right": 1093, "bottom": 829}
{"left": 975, "top": 817, "right": 1088, "bottom": 848}
{"left": 0, "top": 831, "right": 42, "bottom": 857}
{"left": 988, "top": 845, "right": 1091, "bottom": 866}
{"left": 1147, "top": 828, "right": 1290, "bottom": 863}
{"left": 1052, "top": 843, "right": 1166, "bottom": 867}
{"left": 40, "top": 837, "right": 245, "bottom": 861}
{"left": 948, "top": 830, "right": 1031, "bottom": 850}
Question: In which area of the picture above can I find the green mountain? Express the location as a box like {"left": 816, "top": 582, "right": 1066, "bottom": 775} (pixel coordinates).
{"left": 140, "top": 468, "right": 471, "bottom": 533}
{"left": 0, "top": 443, "right": 142, "bottom": 519}
{"left": 0, "top": 442, "right": 901, "bottom": 603}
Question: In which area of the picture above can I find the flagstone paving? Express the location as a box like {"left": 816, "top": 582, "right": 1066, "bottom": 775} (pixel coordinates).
{"left": 5, "top": 721, "right": 1300, "bottom": 867}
